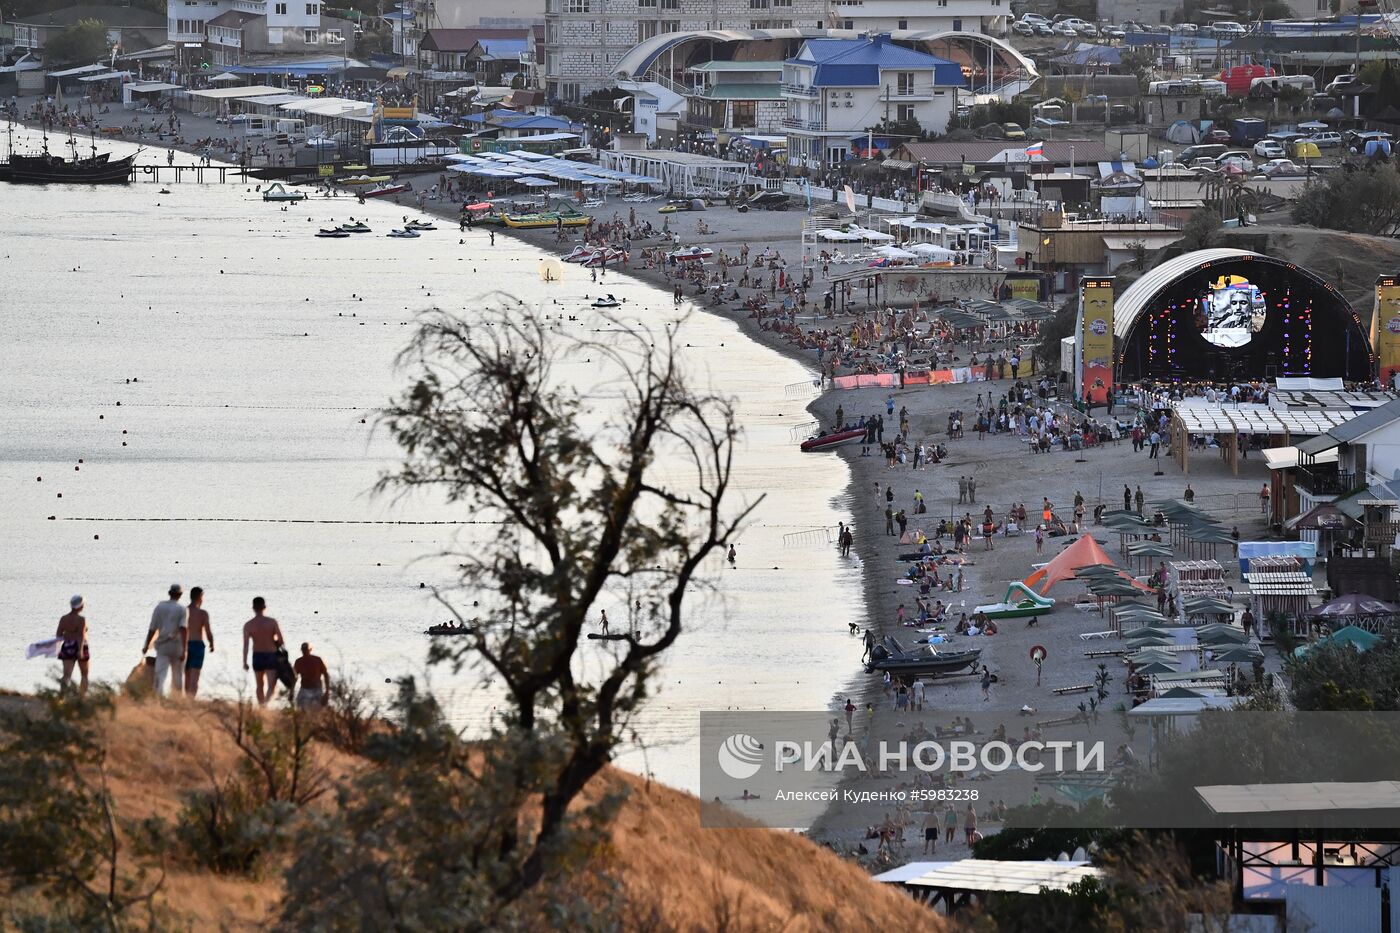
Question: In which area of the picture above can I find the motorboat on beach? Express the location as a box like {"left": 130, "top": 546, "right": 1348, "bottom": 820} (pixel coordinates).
{"left": 563, "top": 245, "right": 593, "bottom": 263}
{"left": 340, "top": 174, "right": 391, "bottom": 187}
{"left": 584, "top": 247, "right": 626, "bottom": 267}
{"left": 668, "top": 245, "right": 713, "bottom": 263}
{"left": 404, "top": 219, "right": 436, "bottom": 231}
{"left": 387, "top": 228, "right": 420, "bottom": 238}
{"left": 362, "top": 182, "right": 411, "bottom": 198}
{"left": 866, "top": 636, "right": 982, "bottom": 678}
{"left": 973, "top": 582, "right": 1056, "bottom": 620}
{"left": 500, "top": 206, "right": 591, "bottom": 229}
{"left": 262, "top": 183, "right": 306, "bottom": 202}
{"left": 799, "top": 427, "right": 865, "bottom": 452}
{"left": 592, "top": 294, "right": 622, "bottom": 308}
{"left": 316, "top": 228, "right": 350, "bottom": 238}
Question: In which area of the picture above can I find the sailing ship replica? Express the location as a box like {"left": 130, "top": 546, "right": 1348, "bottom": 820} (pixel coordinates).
{"left": 2, "top": 122, "right": 136, "bottom": 185}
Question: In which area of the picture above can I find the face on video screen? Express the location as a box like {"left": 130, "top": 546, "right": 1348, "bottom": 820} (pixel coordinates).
{"left": 1196, "top": 278, "right": 1266, "bottom": 348}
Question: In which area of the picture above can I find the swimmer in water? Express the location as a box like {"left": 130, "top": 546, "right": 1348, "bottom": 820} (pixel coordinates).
{"left": 727, "top": 544, "right": 737, "bottom": 567}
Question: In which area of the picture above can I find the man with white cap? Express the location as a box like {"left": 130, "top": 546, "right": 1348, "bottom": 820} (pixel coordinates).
{"left": 142, "top": 583, "right": 188, "bottom": 698}
{"left": 56, "top": 595, "right": 90, "bottom": 697}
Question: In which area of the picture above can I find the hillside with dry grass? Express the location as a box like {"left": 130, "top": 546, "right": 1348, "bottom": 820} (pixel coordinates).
{"left": 8, "top": 697, "right": 939, "bottom": 932}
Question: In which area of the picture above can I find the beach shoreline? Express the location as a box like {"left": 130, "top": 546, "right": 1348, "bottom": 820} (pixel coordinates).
{"left": 7, "top": 110, "right": 1278, "bottom": 858}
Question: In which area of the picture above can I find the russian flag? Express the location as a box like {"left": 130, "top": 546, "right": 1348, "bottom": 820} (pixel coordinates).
{"left": 1025, "top": 141, "right": 1045, "bottom": 158}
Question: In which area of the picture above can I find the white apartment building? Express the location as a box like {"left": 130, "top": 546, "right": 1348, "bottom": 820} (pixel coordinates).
{"left": 170, "top": 0, "right": 351, "bottom": 64}
{"left": 782, "top": 34, "right": 963, "bottom": 170}
{"left": 826, "top": 0, "right": 1006, "bottom": 34}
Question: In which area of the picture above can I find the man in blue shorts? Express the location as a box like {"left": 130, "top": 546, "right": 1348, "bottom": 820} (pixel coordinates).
{"left": 242, "top": 596, "right": 285, "bottom": 706}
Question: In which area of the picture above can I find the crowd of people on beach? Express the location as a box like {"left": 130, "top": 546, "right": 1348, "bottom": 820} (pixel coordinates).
{"left": 45, "top": 584, "right": 330, "bottom": 709}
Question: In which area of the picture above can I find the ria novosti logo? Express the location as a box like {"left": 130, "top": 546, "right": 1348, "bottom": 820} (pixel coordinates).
{"left": 714, "top": 731, "right": 1107, "bottom": 779}
{"left": 717, "top": 733, "right": 765, "bottom": 779}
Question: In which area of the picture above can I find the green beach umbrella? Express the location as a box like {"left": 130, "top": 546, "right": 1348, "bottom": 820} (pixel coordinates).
{"left": 1134, "top": 660, "right": 1180, "bottom": 675}
{"left": 1212, "top": 645, "right": 1264, "bottom": 663}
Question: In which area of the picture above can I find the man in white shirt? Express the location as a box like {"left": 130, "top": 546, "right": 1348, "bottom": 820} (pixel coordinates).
{"left": 142, "top": 583, "right": 188, "bottom": 698}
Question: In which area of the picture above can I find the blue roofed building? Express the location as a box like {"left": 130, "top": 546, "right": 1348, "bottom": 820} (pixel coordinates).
{"left": 782, "top": 34, "right": 965, "bottom": 171}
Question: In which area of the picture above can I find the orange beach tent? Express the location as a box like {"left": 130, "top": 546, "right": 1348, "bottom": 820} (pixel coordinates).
{"left": 1023, "top": 535, "right": 1148, "bottom": 595}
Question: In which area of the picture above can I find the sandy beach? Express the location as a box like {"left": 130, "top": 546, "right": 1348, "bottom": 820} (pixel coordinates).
{"left": 11, "top": 105, "right": 1280, "bottom": 856}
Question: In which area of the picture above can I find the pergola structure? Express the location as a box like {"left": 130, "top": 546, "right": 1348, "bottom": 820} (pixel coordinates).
{"left": 1169, "top": 402, "right": 1355, "bottom": 476}
{"left": 596, "top": 150, "right": 749, "bottom": 197}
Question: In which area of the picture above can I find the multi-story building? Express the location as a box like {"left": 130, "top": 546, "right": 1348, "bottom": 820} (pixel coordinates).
{"left": 169, "top": 0, "right": 354, "bottom": 66}
{"left": 541, "top": 0, "right": 829, "bottom": 102}
{"left": 15, "top": 4, "right": 166, "bottom": 57}
{"left": 782, "top": 34, "right": 963, "bottom": 170}
{"left": 825, "top": 0, "right": 1006, "bottom": 34}
{"left": 542, "top": 0, "right": 1006, "bottom": 102}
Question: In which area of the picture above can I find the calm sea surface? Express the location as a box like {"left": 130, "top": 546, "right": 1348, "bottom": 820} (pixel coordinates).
{"left": 0, "top": 133, "right": 862, "bottom": 790}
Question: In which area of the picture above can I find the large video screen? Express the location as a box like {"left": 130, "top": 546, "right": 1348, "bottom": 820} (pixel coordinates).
{"left": 1196, "top": 276, "right": 1266, "bottom": 348}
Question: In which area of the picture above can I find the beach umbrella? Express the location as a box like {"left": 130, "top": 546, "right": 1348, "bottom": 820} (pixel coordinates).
{"left": 1126, "top": 634, "right": 1175, "bottom": 647}
{"left": 1212, "top": 645, "right": 1263, "bottom": 663}
{"left": 1127, "top": 541, "right": 1175, "bottom": 557}
{"left": 1074, "top": 564, "right": 1124, "bottom": 577}
{"left": 1117, "top": 608, "right": 1170, "bottom": 621}
{"left": 1313, "top": 594, "right": 1400, "bottom": 617}
{"left": 1135, "top": 661, "right": 1180, "bottom": 675}
{"left": 1185, "top": 597, "right": 1235, "bottom": 612}
{"left": 1127, "top": 648, "right": 1178, "bottom": 664}
{"left": 1199, "top": 628, "right": 1250, "bottom": 645}
{"left": 1122, "top": 624, "right": 1174, "bottom": 636}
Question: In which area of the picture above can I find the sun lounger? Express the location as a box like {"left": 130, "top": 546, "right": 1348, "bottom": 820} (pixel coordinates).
{"left": 1052, "top": 683, "right": 1095, "bottom": 695}
{"left": 1079, "top": 630, "right": 1115, "bottom": 640}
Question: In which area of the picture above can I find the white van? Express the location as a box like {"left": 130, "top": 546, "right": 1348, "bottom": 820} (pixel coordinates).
{"left": 1249, "top": 74, "right": 1316, "bottom": 97}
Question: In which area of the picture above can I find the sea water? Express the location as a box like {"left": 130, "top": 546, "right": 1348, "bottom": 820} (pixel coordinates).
{"left": 0, "top": 135, "right": 862, "bottom": 790}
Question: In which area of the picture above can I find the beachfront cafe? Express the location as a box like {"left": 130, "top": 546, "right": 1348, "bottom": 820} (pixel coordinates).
{"left": 1203, "top": 782, "right": 1400, "bottom": 930}
{"left": 444, "top": 152, "right": 662, "bottom": 198}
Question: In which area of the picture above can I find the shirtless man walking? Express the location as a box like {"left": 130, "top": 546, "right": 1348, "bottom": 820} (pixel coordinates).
{"left": 184, "top": 586, "right": 214, "bottom": 698}
{"left": 242, "top": 596, "right": 286, "bottom": 706}
{"left": 56, "top": 594, "right": 90, "bottom": 696}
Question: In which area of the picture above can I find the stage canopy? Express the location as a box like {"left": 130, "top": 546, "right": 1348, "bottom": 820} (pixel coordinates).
{"left": 1115, "top": 249, "right": 1371, "bottom": 382}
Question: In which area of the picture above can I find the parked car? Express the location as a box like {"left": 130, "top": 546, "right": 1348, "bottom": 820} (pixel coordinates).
{"left": 1033, "top": 22, "right": 1055, "bottom": 35}
{"left": 1001, "top": 122, "right": 1027, "bottom": 139}
{"left": 1012, "top": 20, "right": 1035, "bottom": 35}
{"left": 1346, "top": 129, "right": 1393, "bottom": 149}
{"left": 1173, "top": 22, "right": 1200, "bottom": 34}
{"left": 1210, "top": 21, "right": 1247, "bottom": 36}
{"left": 1189, "top": 157, "right": 1219, "bottom": 171}
{"left": 1052, "top": 21, "right": 1079, "bottom": 35}
{"left": 1205, "top": 127, "right": 1232, "bottom": 144}
{"left": 1075, "top": 22, "right": 1100, "bottom": 36}
{"left": 1255, "top": 158, "right": 1304, "bottom": 177}
{"left": 1325, "top": 73, "right": 1357, "bottom": 95}
{"left": 1018, "top": 12, "right": 1050, "bottom": 25}
{"left": 1059, "top": 16, "right": 1093, "bottom": 31}
{"left": 304, "top": 138, "right": 338, "bottom": 150}
{"left": 1307, "top": 130, "right": 1343, "bottom": 148}
{"left": 1253, "top": 139, "right": 1286, "bottom": 159}
{"left": 1217, "top": 151, "right": 1254, "bottom": 170}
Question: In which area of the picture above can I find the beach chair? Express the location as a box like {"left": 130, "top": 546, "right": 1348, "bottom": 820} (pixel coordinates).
{"left": 1079, "top": 630, "right": 1114, "bottom": 641}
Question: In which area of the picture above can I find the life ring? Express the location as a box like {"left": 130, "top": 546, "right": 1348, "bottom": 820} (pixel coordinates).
{"left": 143, "top": 166, "right": 154, "bottom": 175}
